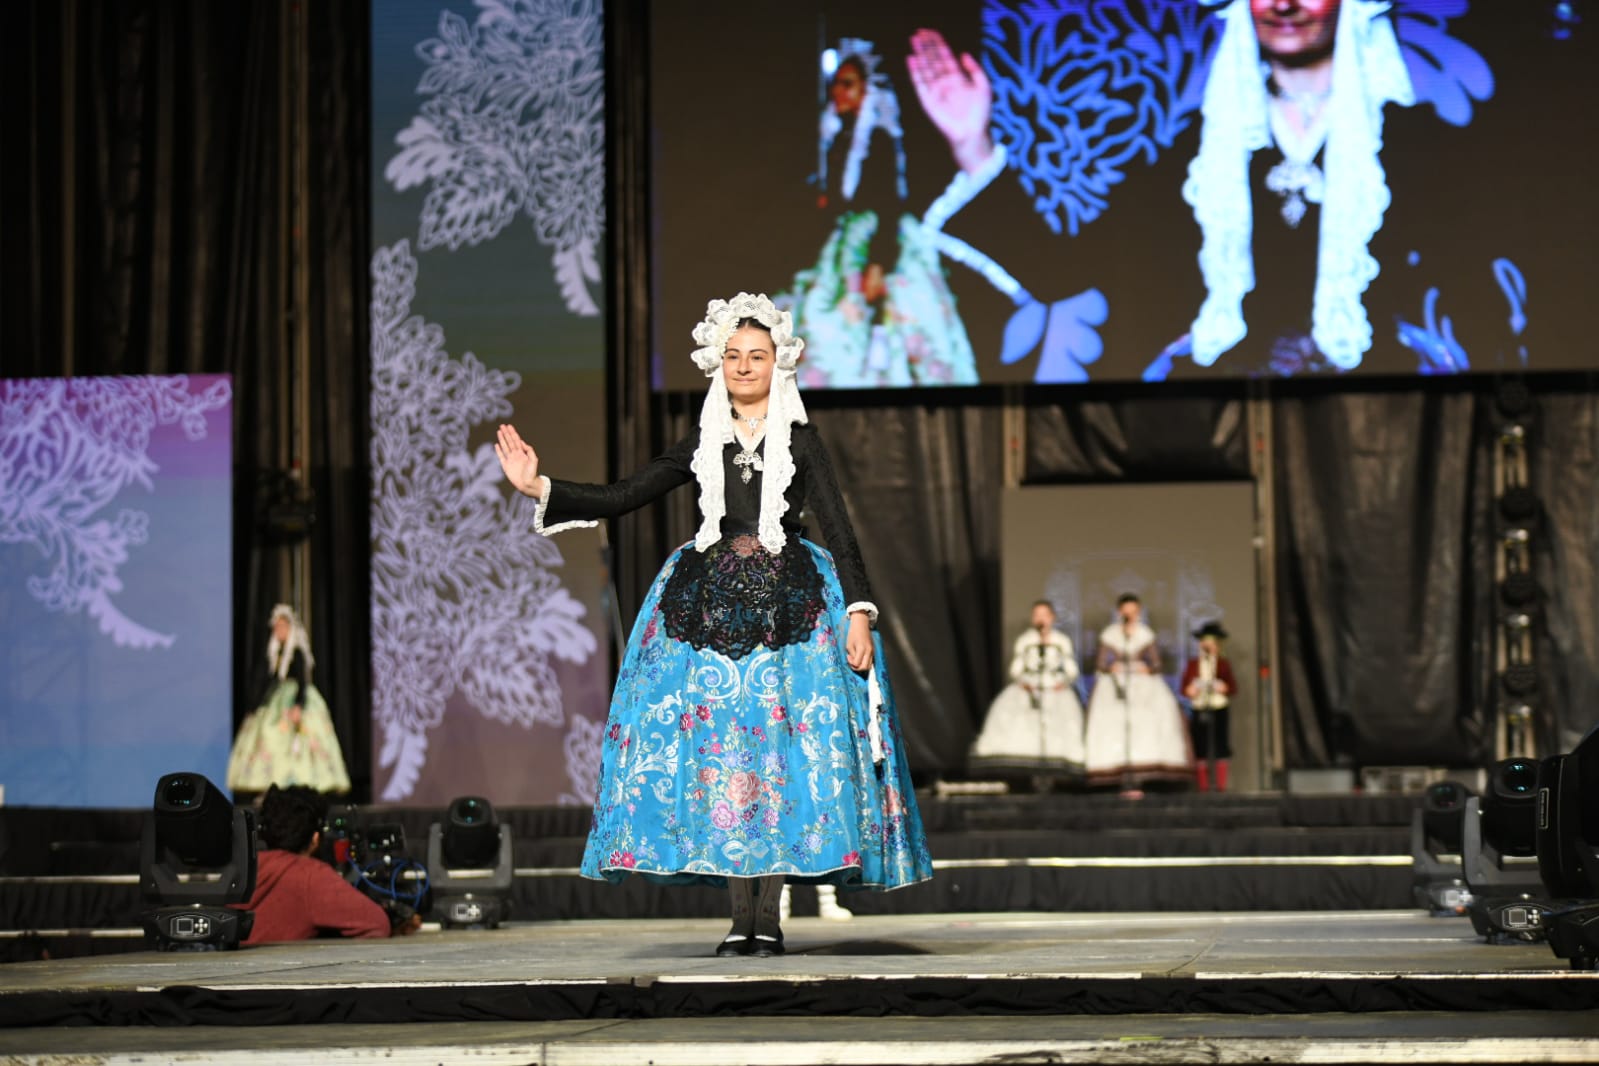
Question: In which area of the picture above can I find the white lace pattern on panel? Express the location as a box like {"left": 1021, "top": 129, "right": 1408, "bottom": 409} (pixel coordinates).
{"left": 384, "top": 0, "right": 605, "bottom": 317}
{"left": 369, "top": 240, "right": 599, "bottom": 801}
{"left": 558, "top": 714, "right": 604, "bottom": 806}
{"left": 0, "top": 376, "right": 231, "bottom": 649}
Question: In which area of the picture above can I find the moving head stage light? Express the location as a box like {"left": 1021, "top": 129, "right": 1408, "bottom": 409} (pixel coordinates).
{"left": 1411, "top": 780, "right": 1474, "bottom": 916}
{"left": 140, "top": 773, "right": 257, "bottom": 950}
{"left": 1538, "top": 729, "right": 1599, "bottom": 970}
{"left": 427, "top": 796, "right": 513, "bottom": 930}
{"left": 1463, "top": 757, "right": 1553, "bottom": 943}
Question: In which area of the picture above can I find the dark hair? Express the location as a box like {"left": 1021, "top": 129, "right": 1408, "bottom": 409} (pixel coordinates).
{"left": 833, "top": 55, "right": 867, "bottom": 85}
{"left": 259, "top": 785, "right": 328, "bottom": 853}
{"left": 1030, "top": 599, "right": 1056, "bottom": 614}
{"left": 734, "top": 317, "right": 771, "bottom": 333}
{"left": 1116, "top": 593, "right": 1141, "bottom": 607}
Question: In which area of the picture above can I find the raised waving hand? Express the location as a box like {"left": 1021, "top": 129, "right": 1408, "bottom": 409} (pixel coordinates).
{"left": 495, "top": 423, "right": 544, "bottom": 499}
{"left": 907, "top": 28, "right": 995, "bottom": 175}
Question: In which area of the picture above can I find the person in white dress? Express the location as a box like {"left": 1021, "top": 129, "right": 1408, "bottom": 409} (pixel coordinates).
{"left": 1083, "top": 594, "right": 1193, "bottom": 790}
{"left": 968, "top": 600, "right": 1086, "bottom": 784}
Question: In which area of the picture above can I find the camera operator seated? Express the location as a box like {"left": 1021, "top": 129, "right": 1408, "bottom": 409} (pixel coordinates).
{"left": 234, "top": 785, "right": 422, "bottom": 944}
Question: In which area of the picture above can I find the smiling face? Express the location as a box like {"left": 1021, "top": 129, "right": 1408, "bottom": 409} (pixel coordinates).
{"left": 1029, "top": 602, "right": 1056, "bottom": 631}
{"left": 723, "top": 324, "right": 775, "bottom": 406}
{"left": 1251, "top": 0, "right": 1340, "bottom": 65}
{"left": 272, "top": 616, "right": 292, "bottom": 644}
{"left": 1117, "top": 599, "right": 1141, "bottom": 625}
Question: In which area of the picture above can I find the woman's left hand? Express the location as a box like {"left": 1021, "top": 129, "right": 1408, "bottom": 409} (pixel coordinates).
{"left": 846, "top": 612, "right": 874, "bottom": 673}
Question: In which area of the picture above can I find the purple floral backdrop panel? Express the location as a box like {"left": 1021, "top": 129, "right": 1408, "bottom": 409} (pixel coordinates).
{"left": 0, "top": 375, "right": 234, "bottom": 807}
{"left": 370, "top": 0, "right": 609, "bottom": 805}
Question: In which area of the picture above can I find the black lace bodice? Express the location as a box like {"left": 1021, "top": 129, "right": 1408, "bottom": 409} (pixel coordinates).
{"left": 541, "top": 424, "right": 874, "bottom": 609}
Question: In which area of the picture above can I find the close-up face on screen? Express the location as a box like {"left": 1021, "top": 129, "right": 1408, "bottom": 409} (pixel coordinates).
{"left": 650, "top": 0, "right": 1597, "bottom": 389}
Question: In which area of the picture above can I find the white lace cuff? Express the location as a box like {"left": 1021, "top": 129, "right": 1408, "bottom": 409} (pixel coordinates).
{"left": 845, "top": 601, "right": 879, "bottom": 626}
{"left": 922, "top": 143, "right": 1007, "bottom": 233}
{"left": 532, "top": 476, "right": 599, "bottom": 537}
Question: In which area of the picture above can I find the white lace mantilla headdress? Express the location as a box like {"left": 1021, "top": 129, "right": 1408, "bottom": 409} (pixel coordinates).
{"left": 1183, "top": 0, "right": 1414, "bottom": 369}
{"left": 267, "top": 603, "right": 315, "bottom": 679}
{"left": 689, "top": 293, "right": 808, "bottom": 555}
{"left": 818, "top": 38, "right": 908, "bottom": 203}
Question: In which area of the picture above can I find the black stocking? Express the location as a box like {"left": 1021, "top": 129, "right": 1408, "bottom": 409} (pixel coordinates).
{"left": 753, "top": 875, "right": 785, "bottom": 940}
{"left": 725, "top": 877, "right": 755, "bottom": 942}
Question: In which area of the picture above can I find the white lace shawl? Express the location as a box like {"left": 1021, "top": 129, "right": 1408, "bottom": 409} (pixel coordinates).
{"left": 267, "top": 603, "right": 315, "bottom": 680}
{"left": 688, "top": 293, "right": 809, "bottom": 555}
{"left": 1183, "top": 0, "right": 1414, "bottom": 368}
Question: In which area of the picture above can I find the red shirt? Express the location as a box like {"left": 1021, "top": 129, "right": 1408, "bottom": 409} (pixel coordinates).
{"left": 233, "top": 849, "right": 391, "bottom": 945}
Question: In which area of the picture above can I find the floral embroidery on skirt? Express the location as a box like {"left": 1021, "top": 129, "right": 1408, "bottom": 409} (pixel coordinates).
{"left": 581, "top": 538, "right": 932, "bottom": 890}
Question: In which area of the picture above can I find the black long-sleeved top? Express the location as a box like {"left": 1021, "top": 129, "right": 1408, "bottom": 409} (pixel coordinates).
{"left": 261, "top": 647, "right": 308, "bottom": 707}
{"left": 541, "top": 423, "right": 875, "bottom": 611}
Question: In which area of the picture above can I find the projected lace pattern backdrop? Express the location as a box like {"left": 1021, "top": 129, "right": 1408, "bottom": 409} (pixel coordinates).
{"left": 372, "top": 0, "right": 608, "bottom": 805}
{"left": 0, "top": 375, "right": 234, "bottom": 806}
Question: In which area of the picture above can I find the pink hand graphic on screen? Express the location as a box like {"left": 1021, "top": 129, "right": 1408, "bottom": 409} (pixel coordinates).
{"left": 907, "top": 28, "right": 996, "bottom": 176}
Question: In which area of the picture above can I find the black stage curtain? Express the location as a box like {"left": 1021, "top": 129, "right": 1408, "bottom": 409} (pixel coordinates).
{"left": 1272, "top": 389, "right": 1495, "bottom": 768}
{"left": 3, "top": 0, "right": 374, "bottom": 795}
{"left": 1023, "top": 391, "right": 1250, "bottom": 481}
{"left": 1273, "top": 382, "right": 1599, "bottom": 768}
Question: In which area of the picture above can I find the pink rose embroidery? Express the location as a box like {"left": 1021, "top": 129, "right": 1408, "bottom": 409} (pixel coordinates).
{"left": 698, "top": 767, "right": 719, "bottom": 785}
{"left": 728, "top": 772, "right": 762, "bottom": 808}
{"left": 711, "top": 802, "right": 737, "bottom": 829}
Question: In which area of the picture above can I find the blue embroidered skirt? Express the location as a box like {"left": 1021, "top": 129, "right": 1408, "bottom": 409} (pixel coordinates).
{"left": 580, "top": 536, "right": 932, "bottom": 890}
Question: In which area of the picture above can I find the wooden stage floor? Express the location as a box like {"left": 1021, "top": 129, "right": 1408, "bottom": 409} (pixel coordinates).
{"left": 2, "top": 911, "right": 1597, "bottom": 1063}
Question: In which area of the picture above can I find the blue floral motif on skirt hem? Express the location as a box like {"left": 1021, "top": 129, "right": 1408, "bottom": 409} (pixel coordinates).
{"left": 580, "top": 539, "right": 933, "bottom": 891}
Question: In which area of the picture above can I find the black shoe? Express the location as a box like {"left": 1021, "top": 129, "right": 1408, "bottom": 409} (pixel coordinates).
{"left": 715, "top": 935, "right": 752, "bottom": 957}
{"left": 750, "top": 933, "right": 784, "bottom": 958}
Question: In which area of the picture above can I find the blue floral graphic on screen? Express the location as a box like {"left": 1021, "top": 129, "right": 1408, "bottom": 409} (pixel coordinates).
{"left": 1394, "top": 257, "right": 1530, "bottom": 374}
{"left": 1393, "top": 0, "right": 1494, "bottom": 126}
{"left": 982, "top": 0, "right": 1492, "bottom": 239}
{"left": 983, "top": 0, "right": 1219, "bottom": 237}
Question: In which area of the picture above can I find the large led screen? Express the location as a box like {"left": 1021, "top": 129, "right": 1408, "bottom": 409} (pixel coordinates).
{"left": 651, "top": 1, "right": 1597, "bottom": 388}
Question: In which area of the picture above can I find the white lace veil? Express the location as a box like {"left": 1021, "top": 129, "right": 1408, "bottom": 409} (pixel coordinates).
{"left": 267, "top": 603, "right": 315, "bottom": 680}
{"left": 688, "top": 293, "right": 808, "bottom": 555}
{"left": 1183, "top": 0, "right": 1414, "bottom": 369}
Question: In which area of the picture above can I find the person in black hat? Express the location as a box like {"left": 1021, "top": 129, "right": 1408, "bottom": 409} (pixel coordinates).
{"left": 1181, "top": 621, "right": 1238, "bottom": 791}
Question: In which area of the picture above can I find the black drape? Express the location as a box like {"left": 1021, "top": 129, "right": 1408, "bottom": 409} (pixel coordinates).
{"left": 1271, "top": 389, "right": 1496, "bottom": 767}
{"left": 4, "top": 0, "right": 373, "bottom": 795}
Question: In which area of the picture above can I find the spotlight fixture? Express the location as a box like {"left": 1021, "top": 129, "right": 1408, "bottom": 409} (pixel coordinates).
{"left": 1463, "top": 759, "right": 1553, "bottom": 943}
{"left": 1411, "top": 781, "right": 1474, "bottom": 916}
{"left": 1539, "top": 732, "right": 1599, "bottom": 970}
{"left": 427, "top": 796, "right": 513, "bottom": 930}
{"left": 139, "top": 773, "right": 258, "bottom": 951}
